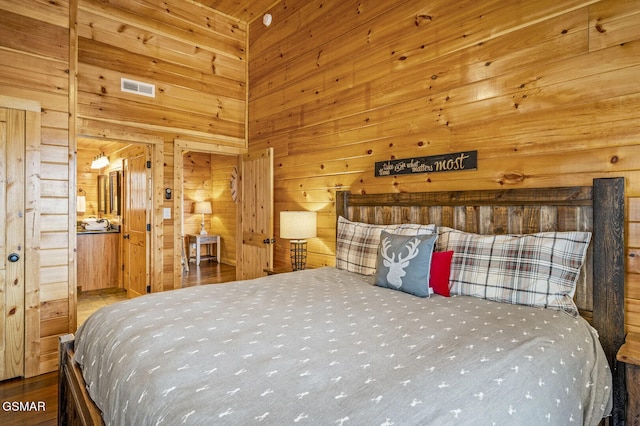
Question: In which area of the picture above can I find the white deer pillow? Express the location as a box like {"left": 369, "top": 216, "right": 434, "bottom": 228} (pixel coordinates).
{"left": 374, "top": 231, "right": 438, "bottom": 297}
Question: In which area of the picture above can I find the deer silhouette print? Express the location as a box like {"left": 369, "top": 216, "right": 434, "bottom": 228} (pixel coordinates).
{"left": 380, "top": 237, "right": 421, "bottom": 288}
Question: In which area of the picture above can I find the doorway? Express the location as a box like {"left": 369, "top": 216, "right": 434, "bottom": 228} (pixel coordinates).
{"left": 75, "top": 138, "right": 162, "bottom": 325}
{"left": 173, "top": 140, "right": 248, "bottom": 289}
{"left": 180, "top": 150, "right": 238, "bottom": 280}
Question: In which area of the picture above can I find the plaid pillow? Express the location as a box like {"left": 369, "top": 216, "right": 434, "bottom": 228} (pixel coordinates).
{"left": 438, "top": 227, "right": 591, "bottom": 316}
{"left": 336, "top": 216, "right": 436, "bottom": 275}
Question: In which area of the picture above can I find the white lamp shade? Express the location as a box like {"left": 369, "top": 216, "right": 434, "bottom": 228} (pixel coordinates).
{"left": 280, "top": 211, "right": 317, "bottom": 239}
{"left": 194, "top": 201, "right": 212, "bottom": 214}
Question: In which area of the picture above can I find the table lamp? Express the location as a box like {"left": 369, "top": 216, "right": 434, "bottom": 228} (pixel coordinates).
{"left": 194, "top": 201, "right": 212, "bottom": 235}
{"left": 280, "top": 211, "right": 317, "bottom": 271}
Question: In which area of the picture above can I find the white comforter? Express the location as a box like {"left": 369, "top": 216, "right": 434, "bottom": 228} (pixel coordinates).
{"left": 74, "top": 267, "right": 612, "bottom": 425}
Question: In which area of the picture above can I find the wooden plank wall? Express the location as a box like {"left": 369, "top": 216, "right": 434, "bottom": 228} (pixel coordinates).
{"left": 248, "top": 0, "right": 640, "bottom": 331}
{"left": 210, "top": 154, "right": 238, "bottom": 265}
{"left": 77, "top": 147, "right": 101, "bottom": 217}
{"left": 0, "top": 0, "right": 71, "bottom": 376}
{"left": 1, "top": 0, "right": 247, "bottom": 375}
{"left": 75, "top": 0, "right": 248, "bottom": 291}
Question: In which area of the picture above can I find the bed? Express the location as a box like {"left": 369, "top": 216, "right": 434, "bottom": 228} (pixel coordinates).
{"left": 59, "top": 177, "right": 626, "bottom": 425}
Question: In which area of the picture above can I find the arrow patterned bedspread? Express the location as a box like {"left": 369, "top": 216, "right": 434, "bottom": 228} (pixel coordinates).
{"left": 74, "top": 267, "right": 612, "bottom": 425}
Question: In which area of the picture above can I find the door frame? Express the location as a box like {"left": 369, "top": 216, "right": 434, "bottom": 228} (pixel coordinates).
{"left": 172, "top": 139, "right": 246, "bottom": 289}
{"left": 75, "top": 127, "right": 164, "bottom": 295}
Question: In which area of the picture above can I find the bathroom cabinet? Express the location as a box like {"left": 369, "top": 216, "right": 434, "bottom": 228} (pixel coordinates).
{"left": 77, "top": 232, "right": 121, "bottom": 291}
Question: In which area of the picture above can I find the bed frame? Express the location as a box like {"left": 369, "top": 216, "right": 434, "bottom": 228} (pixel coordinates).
{"left": 336, "top": 177, "right": 625, "bottom": 425}
{"left": 59, "top": 177, "right": 625, "bottom": 425}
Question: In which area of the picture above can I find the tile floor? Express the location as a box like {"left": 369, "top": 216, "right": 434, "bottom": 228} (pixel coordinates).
{"left": 77, "top": 287, "right": 128, "bottom": 328}
{"left": 76, "top": 261, "right": 233, "bottom": 329}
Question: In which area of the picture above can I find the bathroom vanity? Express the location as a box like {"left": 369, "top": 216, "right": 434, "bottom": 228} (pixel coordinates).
{"left": 77, "top": 229, "right": 121, "bottom": 291}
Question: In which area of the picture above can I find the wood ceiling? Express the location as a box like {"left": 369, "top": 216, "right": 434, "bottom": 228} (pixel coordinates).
{"left": 196, "top": 0, "right": 278, "bottom": 23}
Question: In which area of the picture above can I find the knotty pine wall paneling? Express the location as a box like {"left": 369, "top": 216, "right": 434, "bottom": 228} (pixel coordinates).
{"left": 163, "top": 139, "right": 176, "bottom": 291}
{"left": 248, "top": 0, "right": 640, "bottom": 331}
{"left": 77, "top": 146, "right": 101, "bottom": 217}
{"left": 1, "top": 0, "right": 249, "bottom": 375}
{"left": 211, "top": 154, "right": 238, "bottom": 264}
{"left": 75, "top": 0, "right": 248, "bottom": 291}
{"left": 0, "top": 0, "right": 71, "bottom": 376}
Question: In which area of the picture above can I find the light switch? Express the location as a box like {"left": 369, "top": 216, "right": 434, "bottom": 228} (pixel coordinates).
{"left": 163, "top": 208, "right": 171, "bottom": 219}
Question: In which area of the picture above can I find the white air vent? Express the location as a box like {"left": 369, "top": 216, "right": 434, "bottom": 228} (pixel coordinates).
{"left": 120, "top": 78, "right": 155, "bottom": 98}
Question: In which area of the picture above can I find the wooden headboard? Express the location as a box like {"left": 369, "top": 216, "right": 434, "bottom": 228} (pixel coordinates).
{"left": 336, "top": 177, "right": 625, "bottom": 424}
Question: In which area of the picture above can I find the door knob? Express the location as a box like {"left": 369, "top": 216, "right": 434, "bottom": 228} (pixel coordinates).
{"left": 8, "top": 253, "right": 20, "bottom": 262}
{"left": 123, "top": 234, "right": 130, "bottom": 239}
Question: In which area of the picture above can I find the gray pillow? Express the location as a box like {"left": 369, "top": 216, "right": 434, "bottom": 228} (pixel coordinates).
{"left": 374, "top": 231, "right": 437, "bottom": 297}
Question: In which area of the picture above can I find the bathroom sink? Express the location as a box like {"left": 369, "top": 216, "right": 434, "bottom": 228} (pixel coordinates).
{"left": 79, "top": 217, "right": 118, "bottom": 233}
{"left": 77, "top": 223, "right": 120, "bottom": 233}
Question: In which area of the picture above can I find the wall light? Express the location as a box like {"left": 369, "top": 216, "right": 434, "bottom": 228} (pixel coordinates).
{"left": 90, "top": 153, "right": 109, "bottom": 169}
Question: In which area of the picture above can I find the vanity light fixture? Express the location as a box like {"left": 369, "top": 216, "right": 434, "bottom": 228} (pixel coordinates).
{"left": 91, "top": 153, "right": 110, "bottom": 169}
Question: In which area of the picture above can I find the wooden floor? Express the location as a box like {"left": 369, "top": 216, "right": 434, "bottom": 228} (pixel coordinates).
{"left": 0, "top": 261, "right": 235, "bottom": 426}
{"left": 182, "top": 259, "right": 236, "bottom": 287}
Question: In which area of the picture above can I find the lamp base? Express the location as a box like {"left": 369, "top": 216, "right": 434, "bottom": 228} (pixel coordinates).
{"left": 289, "top": 240, "right": 307, "bottom": 271}
{"left": 200, "top": 221, "right": 207, "bottom": 235}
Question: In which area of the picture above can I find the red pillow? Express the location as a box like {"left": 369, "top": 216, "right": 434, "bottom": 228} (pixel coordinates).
{"left": 429, "top": 251, "right": 454, "bottom": 297}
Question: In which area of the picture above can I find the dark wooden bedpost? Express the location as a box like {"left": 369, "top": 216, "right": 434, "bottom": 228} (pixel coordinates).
{"left": 58, "top": 333, "right": 105, "bottom": 425}
{"left": 592, "top": 177, "right": 625, "bottom": 425}
{"left": 336, "top": 191, "right": 348, "bottom": 222}
{"left": 336, "top": 191, "right": 349, "bottom": 240}
{"left": 58, "top": 334, "right": 74, "bottom": 426}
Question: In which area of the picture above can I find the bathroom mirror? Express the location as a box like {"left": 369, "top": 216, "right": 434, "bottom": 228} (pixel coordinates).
{"left": 97, "top": 171, "right": 122, "bottom": 216}
{"left": 97, "top": 174, "right": 107, "bottom": 214}
{"left": 109, "top": 170, "right": 121, "bottom": 216}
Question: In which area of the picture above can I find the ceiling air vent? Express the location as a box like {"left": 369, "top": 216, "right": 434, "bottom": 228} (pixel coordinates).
{"left": 120, "top": 78, "right": 155, "bottom": 98}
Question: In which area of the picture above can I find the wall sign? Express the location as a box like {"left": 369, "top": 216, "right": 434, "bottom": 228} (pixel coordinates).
{"left": 375, "top": 150, "right": 477, "bottom": 177}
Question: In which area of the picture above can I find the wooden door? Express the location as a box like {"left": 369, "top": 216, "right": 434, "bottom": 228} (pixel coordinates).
{"left": 123, "top": 146, "right": 150, "bottom": 298}
{"left": 0, "top": 108, "right": 25, "bottom": 380}
{"left": 237, "top": 148, "right": 274, "bottom": 280}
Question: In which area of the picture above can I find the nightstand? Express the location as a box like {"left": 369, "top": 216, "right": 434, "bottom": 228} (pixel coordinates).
{"left": 186, "top": 234, "right": 220, "bottom": 266}
{"left": 617, "top": 332, "right": 640, "bottom": 423}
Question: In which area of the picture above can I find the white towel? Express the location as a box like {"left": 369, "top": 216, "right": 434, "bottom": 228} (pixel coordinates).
{"left": 76, "top": 195, "right": 86, "bottom": 213}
